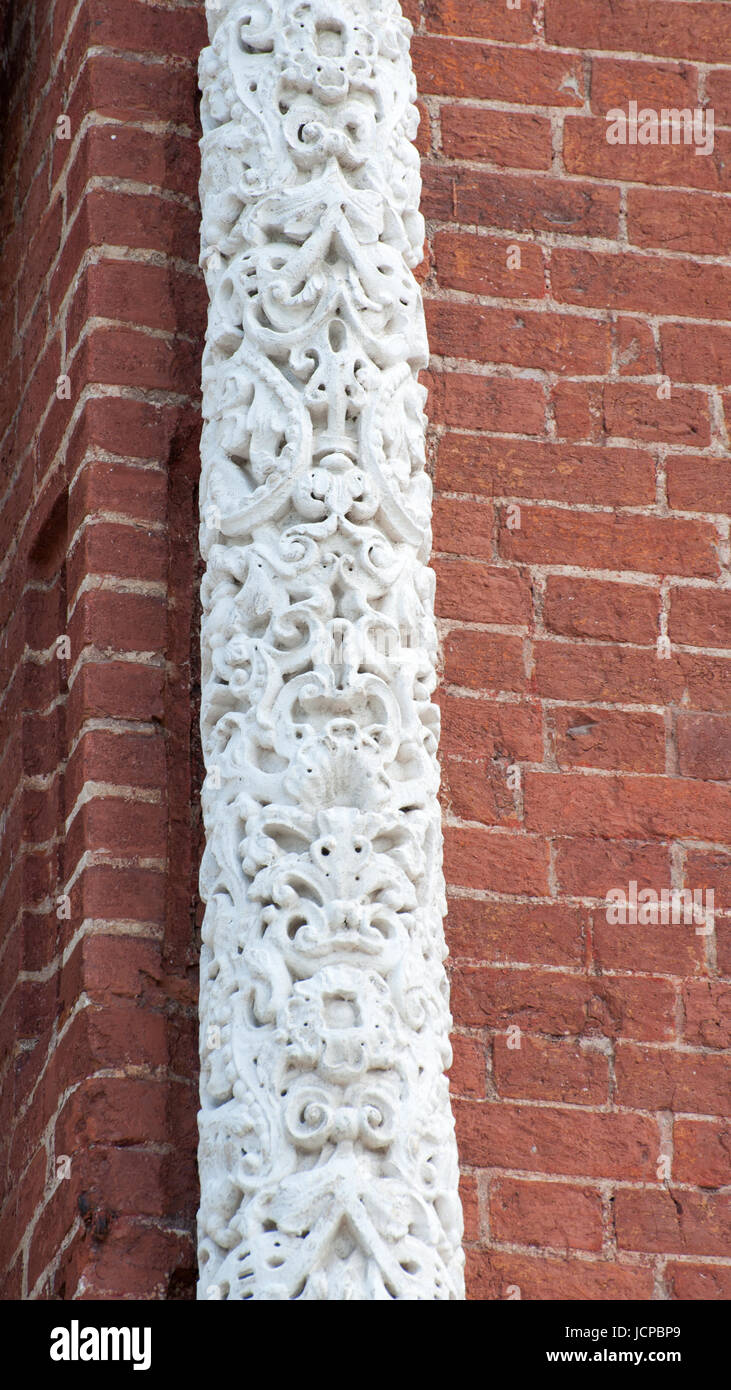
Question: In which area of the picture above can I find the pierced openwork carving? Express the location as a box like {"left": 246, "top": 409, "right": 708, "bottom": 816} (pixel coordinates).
{"left": 197, "top": 0, "right": 464, "bottom": 1300}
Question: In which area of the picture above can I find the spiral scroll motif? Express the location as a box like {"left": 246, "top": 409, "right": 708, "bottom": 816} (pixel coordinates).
{"left": 197, "top": 0, "right": 464, "bottom": 1300}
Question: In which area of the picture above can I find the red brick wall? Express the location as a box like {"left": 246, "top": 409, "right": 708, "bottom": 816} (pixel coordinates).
{"left": 0, "top": 0, "right": 205, "bottom": 1298}
{"left": 1, "top": 0, "right": 729, "bottom": 1301}
{"left": 413, "top": 0, "right": 731, "bottom": 1299}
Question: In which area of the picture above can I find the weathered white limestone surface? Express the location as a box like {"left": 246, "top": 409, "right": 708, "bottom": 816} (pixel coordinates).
{"left": 197, "top": 0, "right": 464, "bottom": 1300}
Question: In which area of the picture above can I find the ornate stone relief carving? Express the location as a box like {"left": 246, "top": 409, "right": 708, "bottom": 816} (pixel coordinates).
{"left": 197, "top": 0, "right": 464, "bottom": 1300}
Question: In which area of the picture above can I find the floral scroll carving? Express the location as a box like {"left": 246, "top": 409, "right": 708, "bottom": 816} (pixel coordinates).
{"left": 197, "top": 0, "right": 464, "bottom": 1300}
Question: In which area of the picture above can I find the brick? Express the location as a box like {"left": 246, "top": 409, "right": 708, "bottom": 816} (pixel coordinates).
{"left": 23, "top": 586, "right": 66, "bottom": 654}
{"left": 67, "top": 864, "right": 166, "bottom": 925}
{"left": 534, "top": 639, "right": 731, "bottom": 712}
{"left": 615, "top": 316, "right": 658, "bottom": 377}
{"left": 444, "top": 827, "right": 549, "bottom": 895}
{"left": 75, "top": 936, "right": 170, "bottom": 1009}
{"left": 78, "top": 1146, "right": 192, "bottom": 1221}
{"left": 15, "top": 336, "right": 63, "bottom": 462}
{"left": 670, "top": 589, "right": 731, "bottom": 650}
{"left": 52, "top": 1219, "right": 194, "bottom": 1300}
{"left": 493, "top": 1034, "right": 610, "bottom": 1106}
{"left": 73, "top": 325, "right": 200, "bottom": 397}
{"left": 714, "top": 922, "right": 731, "bottom": 977}
{"left": 551, "top": 707, "right": 665, "bottom": 773}
{"left": 615, "top": 1044, "right": 731, "bottom": 1115}
{"left": 454, "top": 965, "right": 675, "bottom": 1042}
{"left": 434, "top": 559, "right": 532, "bottom": 625}
{"left": 683, "top": 981, "right": 731, "bottom": 1049}
{"left": 69, "top": 459, "right": 167, "bottom": 529}
{"left": 66, "top": 0, "right": 205, "bottom": 63}
{"left": 433, "top": 498, "right": 494, "bottom": 559}
{"left": 423, "top": 0, "right": 535, "bottom": 44}
{"left": 551, "top": 380, "right": 601, "bottom": 441}
{"left": 52, "top": 192, "right": 200, "bottom": 315}
{"left": 65, "top": 797, "right": 167, "bottom": 866}
{"left": 449, "top": 1035, "right": 486, "bottom": 1099}
{"left": 467, "top": 1248, "right": 654, "bottom": 1301}
{"left": 66, "top": 259, "right": 205, "bottom": 351}
{"left": 706, "top": 68, "right": 731, "bottom": 124}
{"left": 666, "top": 1262, "right": 731, "bottom": 1300}
{"left": 67, "top": 53, "right": 198, "bottom": 131}
{"left": 661, "top": 324, "right": 731, "bottom": 387}
{"left": 68, "top": 590, "right": 167, "bottom": 655}
{"left": 426, "top": 371, "right": 545, "bottom": 435}
{"left": 414, "top": 37, "right": 585, "bottom": 106}
{"left": 674, "top": 1119, "right": 731, "bottom": 1186}
{"left": 0, "top": 1261, "right": 23, "bottom": 1302}
{"left": 442, "top": 748, "right": 515, "bottom": 828}
{"left": 414, "top": 98, "right": 430, "bottom": 157}
{"left": 615, "top": 1189, "right": 730, "bottom": 1256}
{"left": 677, "top": 714, "right": 731, "bottom": 781}
{"left": 524, "top": 769, "right": 731, "bottom": 842}
{"left": 438, "top": 694, "right": 542, "bottom": 761}
{"left": 22, "top": 707, "right": 64, "bottom": 778}
{"left": 564, "top": 116, "right": 728, "bottom": 193}
{"left": 685, "top": 850, "right": 731, "bottom": 910}
{"left": 453, "top": 965, "right": 589, "bottom": 1034}
{"left": 594, "top": 903, "right": 702, "bottom": 978}
{"left": 67, "top": 522, "right": 168, "bottom": 600}
{"left": 446, "top": 897, "right": 583, "bottom": 968}
{"left": 24, "top": 780, "right": 65, "bottom": 847}
{"left": 443, "top": 630, "right": 528, "bottom": 693}
{"left": 499, "top": 505, "right": 719, "bottom": 578}
{"left": 543, "top": 576, "right": 659, "bottom": 643}
{"left": 428, "top": 299, "right": 610, "bottom": 375}
{"left": 552, "top": 247, "right": 731, "bottom": 323}
{"left": 65, "top": 729, "right": 166, "bottom": 812}
{"left": 0, "top": 354, "right": 22, "bottom": 447}
{"left": 460, "top": 1175, "right": 480, "bottom": 1244}
{"left": 490, "top": 1176, "right": 604, "bottom": 1252}
{"left": 0, "top": 1147, "right": 46, "bottom": 1274}
{"left": 628, "top": 188, "right": 731, "bottom": 258}
{"left": 666, "top": 455, "right": 731, "bottom": 513}
{"left": 68, "top": 660, "right": 165, "bottom": 727}
{"left": 440, "top": 107, "right": 552, "bottom": 171}
{"left": 422, "top": 164, "right": 620, "bottom": 239}
{"left": 66, "top": 125, "right": 200, "bottom": 212}
{"left": 27, "top": 1180, "right": 81, "bottom": 1294}
{"left": 545, "top": 0, "right": 731, "bottom": 63}
{"left": 554, "top": 837, "right": 672, "bottom": 899}
{"left": 590, "top": 56, "right": 700, "bottom": 112}
{"left": 432, "top": 234, "right": 546, "bottom": 298}
{"left": 604, "top": 383, "right": 712, "bottom": 447}
{"left": 66, "top": 395, "right": 200, "bottom": 465}
{"left": 18, "top": 197, "right": 63, "bottom": 325}
{"left": 436, "top": 436, "right": 654, "bottom": 508}
{"left": 20, "top": 296, "right": 50, "bottom": 386}
{"left": 455, "top": 1099, "right": 660, "bottom": 1179}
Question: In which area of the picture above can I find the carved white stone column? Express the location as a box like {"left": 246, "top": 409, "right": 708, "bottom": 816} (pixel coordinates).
{"left": 196, "top": 0, "right": 464, "bottom": 1300}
